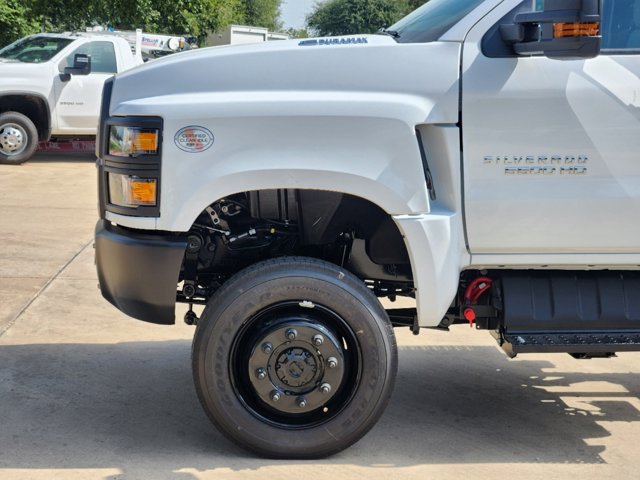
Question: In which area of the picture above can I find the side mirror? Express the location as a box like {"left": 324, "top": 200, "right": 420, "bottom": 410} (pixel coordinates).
{"left": 64, "top": 53, "right": 92, "bottom": 76}
{"left": 501, "top": 0, "right": 601, "bottom": 59}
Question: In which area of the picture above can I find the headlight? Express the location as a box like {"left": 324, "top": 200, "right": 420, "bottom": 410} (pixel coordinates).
{"left": 108, "top": 173, "right": 157, "bottom": 207}
{"left": 109, "top": 126, "right": 159, "bottom": 157}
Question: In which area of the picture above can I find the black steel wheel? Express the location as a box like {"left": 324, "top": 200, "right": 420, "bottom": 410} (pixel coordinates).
{"left": 192, "top": 257, "right": 397, "bottom": 458}
{"left": 0, "top": 112, "right": 38, "bottom": 165}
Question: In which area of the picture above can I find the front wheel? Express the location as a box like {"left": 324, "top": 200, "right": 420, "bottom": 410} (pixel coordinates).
{"left": 192, "top": 257, "right": 397, "bottom": 458}
{"left": 0, "top": 112, "right": 39, "bottom": 165}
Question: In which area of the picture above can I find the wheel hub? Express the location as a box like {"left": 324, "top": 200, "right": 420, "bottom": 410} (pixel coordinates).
{"left": 247, "top": 320, "right": 345, "bottom": 415}
{"left": 0, "top": 124, "right": 27, "bottom": 156}
{"left": 275, "top": 346, "right": 318, "bottom": 387}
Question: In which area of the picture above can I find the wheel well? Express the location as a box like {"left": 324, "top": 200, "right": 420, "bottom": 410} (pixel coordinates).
{"left": 0, "top": 94, "right": 50, "bottom": 141}
{"left": 179, "top": 189, "right": 415, "bottom": 305}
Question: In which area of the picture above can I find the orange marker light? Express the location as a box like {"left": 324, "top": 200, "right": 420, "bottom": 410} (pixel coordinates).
{"left": 553, "top": 22, "right": 599, "bottom": 38}
{"left": 132, "top": 131, "right": 159, "bottom": 153}
{"left": 130, "top": 179, "right": 157, "bottom": 205}
{"left": 109, "top": 126, "right": 160, "bottom": 157}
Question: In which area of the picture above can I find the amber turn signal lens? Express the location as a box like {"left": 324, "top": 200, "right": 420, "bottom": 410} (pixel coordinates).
{"left": 109, "top": 126, "right": 160, "bottom": 157}
{"left": 553, "top": 22, "right": 600, "bottom": 38}
{"left": 108, "top": 173, "right": 157, "bottom": 207}
{"left": 130, "top": 179, "right": 157, "bottom": 205}
{"left": 132, "top": 131, "right": 159, "bottom": 153}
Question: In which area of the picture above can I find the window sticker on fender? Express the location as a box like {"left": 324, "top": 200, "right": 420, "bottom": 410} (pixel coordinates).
{"left": 175, "top": 126, "right": 214, "bottom": 153}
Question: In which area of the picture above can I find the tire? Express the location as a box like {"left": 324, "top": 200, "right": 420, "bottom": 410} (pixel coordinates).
{"left": 0, "top": 111, "right": 39, "bottom": 165}
{"left": 192, "top": 257, "right": 397, "bottom": 458}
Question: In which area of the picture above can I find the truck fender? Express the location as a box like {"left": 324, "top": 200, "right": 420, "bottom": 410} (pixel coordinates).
{"left": 0, "top": 92, "right": 52, "bottom": 140}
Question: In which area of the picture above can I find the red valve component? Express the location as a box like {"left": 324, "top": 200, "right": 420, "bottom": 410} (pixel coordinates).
{"left": 462, "top": 276, "right": 493, "bottom": 328}
{"left": 463, "top": 307, "right": 476, "bottom": 327}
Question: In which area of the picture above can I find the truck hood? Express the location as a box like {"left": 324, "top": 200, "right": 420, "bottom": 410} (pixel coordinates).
{"left": 0, "top": 60, "right": 55, "bottom": 101}
{"left": 0, "top": 59, "right": 49, "bottom": 74}
{"left": 110, "top": 34, "right": 461, "bottom": 124}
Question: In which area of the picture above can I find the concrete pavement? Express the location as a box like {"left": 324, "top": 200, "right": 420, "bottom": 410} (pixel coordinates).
{"left": 1, "top": 155, "right": 640, "bottom": 480}
{"left": 0, "top": 153, "right": 97, "bottom": 335}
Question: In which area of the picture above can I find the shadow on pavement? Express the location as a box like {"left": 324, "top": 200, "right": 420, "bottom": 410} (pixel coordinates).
{"left": 0, "top": 340, "right": 638, "bottom": 476}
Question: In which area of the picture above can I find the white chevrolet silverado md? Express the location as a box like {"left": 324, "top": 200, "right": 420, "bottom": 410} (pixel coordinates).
{"left": 0, "top": 32, "right": 142, "bottom": 164}
{"left": 94, "top": 0, "right": 640, "bottom": 458}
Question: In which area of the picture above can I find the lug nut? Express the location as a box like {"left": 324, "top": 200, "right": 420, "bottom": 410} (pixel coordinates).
{"left": 327, "top": 357, "right": 338, "bottom": 369}
{"left": 270, "top": 391, "right": 281, "bottom": 402}
{"left": 255, "top": 368, "right": 267, "bottom": 380}
{"left": 320, "top": 383, "right": 332, "bottom": 394}
{"left": 285, "top": 328, "right": 298, "bottom": 341}
{"left": 297, "top": 396, "right": 307, "bottom": 408}
{"left": 312, "top": 334, "right": 324, "bottom": 346}
{"left": 262, "top": 342, "right": 273, "bottom": 354}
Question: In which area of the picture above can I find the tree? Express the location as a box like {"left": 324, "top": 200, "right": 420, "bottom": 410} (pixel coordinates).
{"left": 151, "top": 0, "right": 244, "bottom": 41}
{"left": 307, "top": 0, "right": 406, "bottom": 36}
{"left": 31, "top": 0, "right": 249, "bottom": 44}
{"left": 239, "top": 0, "right": 282, "bottom": 31}
{"left": 307, "top": 0, "right": 430, "bottom": 37}
{"left": 0, "top": 0, "right": 281, "bottom": 48}
{"left": 0, "top": 0, "right": 39, "bottom": 47}
{"left": 96, "top": 0, "right": 161, "bottom": 32}
{"left": 29, "top": 0, "right": 104, "bottom": 32}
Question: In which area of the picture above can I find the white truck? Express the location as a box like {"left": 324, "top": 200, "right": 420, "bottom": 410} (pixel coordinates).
{"left": 0, "top": 32, "right": 142, "bottom": 164}
{"left": 94, "top": 0, "right": 640, "bottom": 459}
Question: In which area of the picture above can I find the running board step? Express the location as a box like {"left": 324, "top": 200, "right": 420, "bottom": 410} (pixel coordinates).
{"left": 494, "top": 271, "right": 640, "bottom": 357}
{"left": 499, "top": 331, "right": 640, "bottom": 357}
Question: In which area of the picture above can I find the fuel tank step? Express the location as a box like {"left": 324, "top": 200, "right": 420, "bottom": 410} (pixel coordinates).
{"left": 501, "top": 331, "right": 640, "bottom": 356}
{"left": 493, "top": 271, "right": 640, "bottom": 357}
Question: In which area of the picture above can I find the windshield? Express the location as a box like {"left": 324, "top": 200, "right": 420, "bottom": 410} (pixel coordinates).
{"left": 388, "top": 0, "right": 487, "bottom": 43}
{"left": 0, "top": 36, "right": 74, "bottom": 63}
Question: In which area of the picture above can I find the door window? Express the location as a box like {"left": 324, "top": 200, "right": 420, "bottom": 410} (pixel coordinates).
{"left": 66, "top": 41, "right": 117, "bottom": 74}
{"left": 602, "top": 0, "right": 640, "bottom": 50}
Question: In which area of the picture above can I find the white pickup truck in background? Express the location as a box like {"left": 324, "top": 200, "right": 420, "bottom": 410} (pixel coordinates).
{"left": 0, "top": 30, "right": 191, "bottom": 164}
{"left": 0, "top": 32, "right": 141, "bottom": 164}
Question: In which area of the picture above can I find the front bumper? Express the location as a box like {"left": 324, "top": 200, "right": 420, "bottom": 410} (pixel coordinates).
{"left": 95, "top": 220, "right": 187, "bottom": 325}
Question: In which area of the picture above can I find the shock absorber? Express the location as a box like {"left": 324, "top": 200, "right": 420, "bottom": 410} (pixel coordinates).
{"left": 182, "top": 234, "right": 202, "bottom": 299}
{"left": 182, "top": 234, "right": 202, "bottom": 326}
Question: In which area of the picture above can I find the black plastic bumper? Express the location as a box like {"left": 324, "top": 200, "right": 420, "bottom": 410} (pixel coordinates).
{"left": 95, "top": 220, "right": 187, "bottom": 325}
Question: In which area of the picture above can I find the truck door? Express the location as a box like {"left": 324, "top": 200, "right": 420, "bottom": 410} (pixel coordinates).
{"left": 53, "top": 41, "right": 119, "bottom": 134}
{"left": 461, "top": 0, "right": 640, "bottom": 255}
